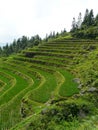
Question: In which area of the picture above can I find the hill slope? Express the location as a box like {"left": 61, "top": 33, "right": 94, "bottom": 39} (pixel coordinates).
{"left": 0, "top": 39, "right": 98, "bottom": 130}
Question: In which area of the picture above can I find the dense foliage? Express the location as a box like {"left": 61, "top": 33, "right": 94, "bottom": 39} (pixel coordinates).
{"left": 71, "top": 9, "right": 98, "bottom": 39}
{"left": 24, "top": 101, "right": 94, "bottom": 130}
{"left": 0, "top": 35, "right": 41, "bottom": 56}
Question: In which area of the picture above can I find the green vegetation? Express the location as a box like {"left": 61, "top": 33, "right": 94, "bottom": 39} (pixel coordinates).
{"left": 59, "top": 70, "right": 79, "bottom": 97}
{"left": 0, "top": 9, "right": 98, "bottom": 130}
{"left": 71, "top": 9, "right": 98, "bottom": 39}
{"left": 0, "top": 35, "right": 41, "bottom": 57}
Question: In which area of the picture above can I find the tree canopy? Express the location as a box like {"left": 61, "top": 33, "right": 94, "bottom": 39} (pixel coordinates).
{"left": 71, "top": 9, "right": 98, "bottom": 39}
{"left": 0, "top": 35, "right": 41, "bottom": 57}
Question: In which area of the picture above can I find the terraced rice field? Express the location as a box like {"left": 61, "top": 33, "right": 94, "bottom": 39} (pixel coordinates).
{"left": 0, "top": 39, "right": 98, "bottom": 129}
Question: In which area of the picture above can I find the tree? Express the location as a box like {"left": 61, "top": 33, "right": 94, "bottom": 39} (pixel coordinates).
{"left": 88, "top": 9, "right": 94, "bottom": 26}
{"left": 45, "top": 33, "right": 48, "bottom": 42}
{"left": 0, "top": 47, "right": 2, "bottom": 56}
{"left": 56, "top": 32, "right": 59, "bottom": 37}
{"left": 94, "top": 14, "right": 98, "bottom": 25}
{"left": 0, "top": 35, "right": 41, "bottom": 56}
{"left": 21, "top": 36, "right": 28, "bottom": 49}
{"left": 77, "top": 12, "right": 82, "bottom": 28}
{"left": 82, "top": 9, "right": 94, "bottom": 27}
{"left": 3, "top": 44, "right": 9, "bottom": 56}
{"left": 82, "top": 9, "right": 89, "bottom": 26}
{"left": 71, "top": 17, "right": 77, "bottom": 32}
{"left": 53, "top": 31, "right": 55, "bottom": 38}
{"left": 63, "top": 28, "right": 66, "bottom": 33}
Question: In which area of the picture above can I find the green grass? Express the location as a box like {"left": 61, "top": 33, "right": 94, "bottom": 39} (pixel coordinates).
{"left": 0, "top": 67, "right": 29, "bottom": 106}
{"left": 0, "top": 71, "right": 16, "bottom": 97}
{"left": 0, "top": 62, "right": 38, "bottom": 129}
{"left": 59, "top": 70, "right": 79, "bottom": 97}
{"left": 29, "top": 70, "right": 57, "bottom": 103}
{"left": 0, "top": 79, "right": 6, "bottom": 92}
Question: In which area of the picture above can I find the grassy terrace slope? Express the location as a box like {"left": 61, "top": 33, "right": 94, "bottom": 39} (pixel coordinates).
{"left": 0, "top": 39, "right": 98, "bottom": 130}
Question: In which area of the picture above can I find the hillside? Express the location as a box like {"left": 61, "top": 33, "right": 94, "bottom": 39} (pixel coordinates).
{"left": 0, "top": 39, "right": 98, "bottom": 130}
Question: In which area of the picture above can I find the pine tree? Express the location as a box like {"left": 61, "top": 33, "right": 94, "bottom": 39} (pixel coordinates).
{"left": 71, "top": 17, "right": 77, "bottom": 31}
{"left": 82, "top": 9, "right": 94, "bottom": 27}
{"left": 88, "top": 9, "right": 94, "bottom": 26}
{"left": 82, "top": 9, "right": 89, "bottom": 26}
{"left": 0, "top": 47, "right": 2, "bottom": 56}
{"left": 95, "top": 14, "right": 98, "bottom": 25}
{"left": 77, "top": 12, "right": 82, "bottom": 28}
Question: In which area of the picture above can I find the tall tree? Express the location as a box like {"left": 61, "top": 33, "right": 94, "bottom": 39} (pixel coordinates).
{"left": 82, "top": 9, "right": 94, "bottom": 27}
{"left": 0, "top": 47, "right": 2, "bottom": 55}
{"left": 77, "top": 12, "right": 82, "bottom": 28}
{"left": 95, "top": 14, "right": 98, "bottom": 25}
{"left": 71, "top": 17, "right": 77, "bottom": 31}
{"left": 88, "top": 9, "right": 94, "bottom": 26}
{"left": 82, "top": 9, "right": 89, "bottom": 26}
